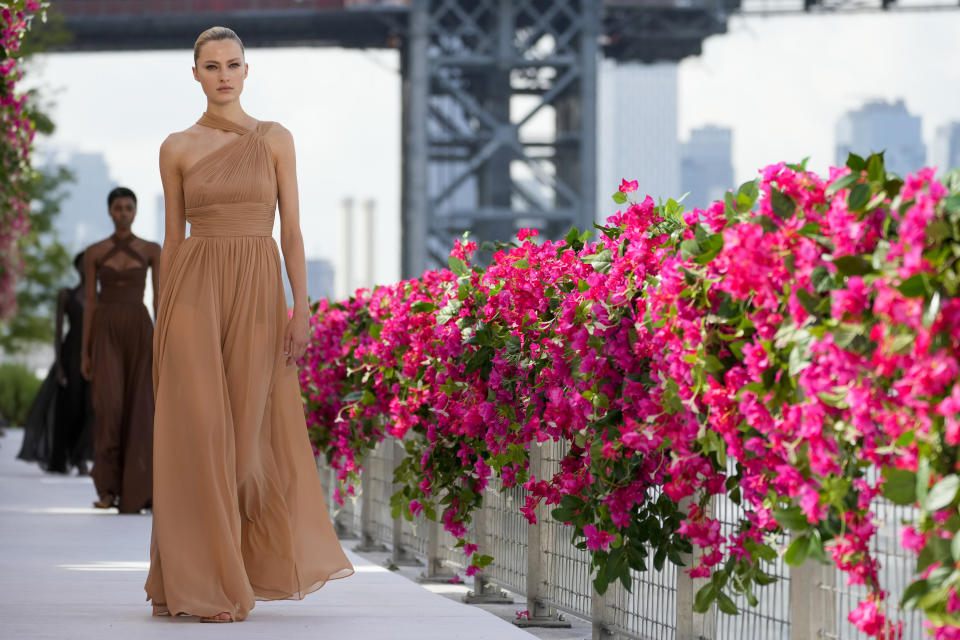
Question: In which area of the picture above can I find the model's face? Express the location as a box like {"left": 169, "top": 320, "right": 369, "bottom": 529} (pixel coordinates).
{"left": 193, "top": 40, "right": 247, "bottom": 104}
{"left": 109, "top": 197, "right": 136, "bottom": 232}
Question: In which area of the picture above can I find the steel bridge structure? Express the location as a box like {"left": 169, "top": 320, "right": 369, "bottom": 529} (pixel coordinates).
{"left": 44, "top": 0, "right": 960, "bottom": 277}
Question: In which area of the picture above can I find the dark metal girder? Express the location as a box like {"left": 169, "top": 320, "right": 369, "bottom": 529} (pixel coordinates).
{"left": 39, "top": 8, "right": 406, "bottom": 52}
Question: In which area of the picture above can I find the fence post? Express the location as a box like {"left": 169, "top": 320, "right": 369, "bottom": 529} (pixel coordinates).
{"left": 592, "top": 584, "right": 616, "bottom": 639}
{"left": 390, "top": 439, "right": 422, "bottom": 567}
{"left": 676, "top": 496, "right": 716, "bottom": 640}
{"left": 417, "top": 518, "right": 458, "bottom": 582}
{"left": 352, "top": 465, "right": 389, "bottom": 553}
{"left": 790, "top": 544, "right": 836, "bottom": 640}
{"left": 464, "top": 489, "right": 513, "bottom": 603}
{"left": 514, "top": 442, "right": 571, "bottom": 629}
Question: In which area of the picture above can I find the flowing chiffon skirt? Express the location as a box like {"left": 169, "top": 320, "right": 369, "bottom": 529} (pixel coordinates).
{"left": 144, "top": 233, "right": 354, "bottom": 620}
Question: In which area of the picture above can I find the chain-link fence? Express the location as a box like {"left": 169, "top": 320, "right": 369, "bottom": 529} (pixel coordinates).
{"left": 317, "top": 439, "right": 923, "bottom": 640}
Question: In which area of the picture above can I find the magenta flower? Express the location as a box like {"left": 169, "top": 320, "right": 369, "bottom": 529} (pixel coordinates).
{"left": 583, "top": 525, "right": 616, "bottom": 551}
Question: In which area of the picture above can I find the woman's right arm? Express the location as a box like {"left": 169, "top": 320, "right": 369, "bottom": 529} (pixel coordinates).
{"left": 158, "top": 135, "right": 186, "bottom": 296}
{"left": 80, "top": 248, "right": 98, "bottom": 380}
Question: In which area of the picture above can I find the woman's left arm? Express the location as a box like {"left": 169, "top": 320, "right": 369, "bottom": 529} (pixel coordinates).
{"left": 272, "top": 124, "right": 310, "bottom": 367}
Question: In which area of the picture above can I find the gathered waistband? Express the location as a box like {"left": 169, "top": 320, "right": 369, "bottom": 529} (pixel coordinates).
{"left": 187, "top": 201, "right": 275, "bottom": 237}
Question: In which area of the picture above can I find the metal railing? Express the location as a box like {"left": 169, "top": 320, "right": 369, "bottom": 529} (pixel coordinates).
{"left": 317, "top": 438, "right": 923, "bottom": 640}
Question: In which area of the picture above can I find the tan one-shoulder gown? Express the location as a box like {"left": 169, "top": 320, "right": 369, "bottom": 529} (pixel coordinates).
{"left": 144, "top": 112, "right": 354, "bottom": 620}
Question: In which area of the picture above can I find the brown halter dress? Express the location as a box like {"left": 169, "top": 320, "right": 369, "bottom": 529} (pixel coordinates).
{"left": 90, "top": 233, "right": 154, "bottom": 513}
{"left": 144, "top": 112, "right": 354, "bottom": 620}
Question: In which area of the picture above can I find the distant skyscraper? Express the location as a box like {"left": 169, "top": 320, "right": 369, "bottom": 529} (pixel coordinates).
{"left": 681, "top": 126, "right": 734, "bottom": 209}
{"left": 597, "top": 60, "right": 680, "bottom": 220}
{"left": 50, "top": 151, "right": 116, "bottom": 251}
{"left": 933, "top": 122, "right": 960, "bottom": 174}
{"left": 835, "top": 99, "right": 926, "bottom": 177}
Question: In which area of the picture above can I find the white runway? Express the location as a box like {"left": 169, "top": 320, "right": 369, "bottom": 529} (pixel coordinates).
{"left": 0, "top": 428, "right": 537, "bottom": 639}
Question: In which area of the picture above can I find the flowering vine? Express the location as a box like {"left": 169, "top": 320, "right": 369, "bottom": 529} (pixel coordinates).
{"left": 300, "top": 155, "right": 960, "bottom": 638}
{"left": 0, "top": 0, "right": 46, "bottom": 320}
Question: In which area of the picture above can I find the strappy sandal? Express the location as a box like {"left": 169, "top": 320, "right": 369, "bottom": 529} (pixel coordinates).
{"left": 199, "top": 612, "right": 233, "bottom": 623}
{"left": 152, "top": 603, "right": 170, "bottom": 617}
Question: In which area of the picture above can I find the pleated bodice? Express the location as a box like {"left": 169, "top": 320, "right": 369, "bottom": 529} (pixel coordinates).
{"left": 183, "top": 112, "right": 277, "bottom": 237}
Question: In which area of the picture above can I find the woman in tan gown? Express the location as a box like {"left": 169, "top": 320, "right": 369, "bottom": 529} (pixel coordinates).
{"left": 81, "top": 187, "right": 160, "bottom": 513}
{"left": 144, "top": 27, "right": 354, "bottom": 622}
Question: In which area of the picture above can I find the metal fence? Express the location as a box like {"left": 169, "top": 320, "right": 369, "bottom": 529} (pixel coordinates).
{"left": 316, "top": 438, "right": 924, "bottom": 640}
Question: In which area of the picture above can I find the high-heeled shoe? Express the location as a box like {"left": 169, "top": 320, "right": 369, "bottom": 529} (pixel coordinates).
{"left": 200, "top": 612, "right": 233, "bottom": 623}
{"left": 92, "top": 493, "right": 116, "bottom": 509}
{"left": 152, "top": 603, "right": 170, "bottom": 617}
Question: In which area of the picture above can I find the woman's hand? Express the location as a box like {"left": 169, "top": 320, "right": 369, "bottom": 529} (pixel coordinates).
{"left": 283, "top": 309, "right": 310, "bottom": 367}
{"left": 81, "top": 354, "right": 93, "bottom": 381}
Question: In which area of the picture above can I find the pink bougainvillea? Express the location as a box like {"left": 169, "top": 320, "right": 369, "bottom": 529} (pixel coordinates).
{"left": 0, "top": 1, "right": 46, "bottom": 319}
{"left": 300, "top": 155, "right": 960, "bottom": 637}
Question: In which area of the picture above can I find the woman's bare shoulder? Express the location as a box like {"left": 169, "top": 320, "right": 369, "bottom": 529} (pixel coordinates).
{"left": 84, "top": 237, "right": 111, "bottom": 262}
{"left": 160, "top": 125, "right": 206, "bottom": 161}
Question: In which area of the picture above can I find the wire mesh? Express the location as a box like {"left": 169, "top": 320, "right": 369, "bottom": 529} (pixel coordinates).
{"left": 363, "top": 439, "right": 396, "bottom": 548}
{"left": 713, "top": 491, "right": 791, "bottom": 640}
{"left": 607, "top": 563, "right": 679, "bottom": 639}
{"left": 482, "top": 476, "right": 529, "bottom": 595}
{"left": 540, "top": 438, "right": 595, "bottom": 620}
{"left": 822, "top": 497, "right": 924, "bottom": 640}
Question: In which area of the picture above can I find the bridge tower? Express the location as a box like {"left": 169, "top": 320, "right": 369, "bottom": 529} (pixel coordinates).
{"left": 400, "top": 0, "right": 600, "bottom": 277}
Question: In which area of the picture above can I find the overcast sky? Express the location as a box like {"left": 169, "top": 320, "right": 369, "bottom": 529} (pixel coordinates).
{"left": 21, "top": 11, "right": 960, "bottom": 289}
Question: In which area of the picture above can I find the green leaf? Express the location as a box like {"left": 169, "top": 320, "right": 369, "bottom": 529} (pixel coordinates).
{"left": 833, "top": 255, "right": 872, "bottom": 276}
{"left": 788, "top": 345, "right": 811, "bottom": 376}
{"left": 807, "top": 529, "right": 828, "bottom": 563}
{"left": 795, "top": 289, "right": 821, "bottom": 315}
{"left": 612, "top": 191, "right": 627, "bottom": 204}
{"left": 410, "top": 301, "right": 435, "bottom": 313}
{"left": 867, "top": 153, "right": 886, "bottom": 183}
{"left": 717, "top": 592, "right": 739, "bottom": 615}
{"left": 924, "top": 474, "right": 960, "bottom": 512}
{"left": 831, "top": 323, "right": 864, "bottom": 349}
{"left": 898, "top": 274, "right": 929, "bottom": 298}
{"left": 847, "top": 183, "right": 872, "bottom": 211}
{"left": 693, "top": 583, "right": 717, "bottom": 613}
{"left": 582, "top": 249, "right": 614, "bottom": 274}
{"left": 773, "top": 507, "right": 809, "bottom": 531}
{"left": 953, "top": 531, "right": 960, "bottom": 562}
{"left": 552, "top": 507, "right": 574, "bottom": 522}
{"left": 784, "top": 535, "right": 810, "bottom": 566}
{"left": 900, "top": 579, "right": 929, "bottom": 609}
{"left": 437, "top": 299, "right": 463, "bottom": 325}
{"left": 448, "top": 256, "right": 470, "bottom": 277}
{"left": 826, "top": 173, "right": 859, "bottom": 195}
{"left": 923, "top": 291, "right": 942, "bottom": 328}
{"left": 750, "top": 215, "right": 779, "bottom": 233}
{"left": 882, "top": 468, "right": 918, "bottom": 506}
{"left": 770, "top": 188, "right": 796, "bottom": 219}
{"left": 846, "top": 153, "right": 866, "bottom": 173}
{"left": 680, "top": 239, "right": 701, "bottom": 260}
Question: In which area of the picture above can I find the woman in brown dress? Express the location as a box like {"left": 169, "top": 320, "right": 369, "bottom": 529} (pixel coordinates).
{"left": 144, "top": 27, "right": 354, "bottom": 623}
{"left": 81, "top": 187, "right": 160, "bottom": 513}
